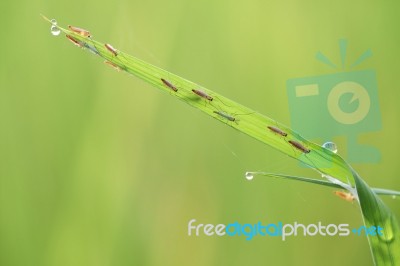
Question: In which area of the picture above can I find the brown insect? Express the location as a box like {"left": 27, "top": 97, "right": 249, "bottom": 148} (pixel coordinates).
{"left": 105, "top": 43, "right": 118, "bottom": 56}
{"left": 334, "top": 191, "right": 356, "bottom": 202}
{"left": 161, "top": 78, "right": 178, "bottom": 92}
{"left": 66, "top": 35, "right": 83, "bottom": 48}
{"left": 192, "top": 89, "right": 213, "bottom": 101}
{"left": 267, "top": 126, "right": 288, "bottom": 137}
{"left": 68, "top": 25, "right": 91, "bottom": 37}
{"left": 288, "top": 140, "right": 311, "bottom": 153}
{"left": 104, "top": 60, "right": 122, "bottom": 72}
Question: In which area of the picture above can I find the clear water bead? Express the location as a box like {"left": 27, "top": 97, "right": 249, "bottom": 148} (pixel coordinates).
{"left": 50, "top": 19, "right": 57, "bottom": 25}
{"left": 245, "top": 172, "right": 254, "bottom": 181}
{"left": 322, "top": 141, "right": 338, "bottom": 153}
{"left": 51, "top": 25, "right": 61, "bottom": 36}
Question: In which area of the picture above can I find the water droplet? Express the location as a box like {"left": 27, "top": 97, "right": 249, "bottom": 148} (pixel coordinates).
{"left": 377, "top": 215, "right": 395, "bottom": 243}
{"left": 245, "top": 172, "right": 254, "bottom": 181}
{"left": 322, "top": 141, "right": 338, "bottom": 153}
{"left": 51, "top": 25, "right": 61, "bottom": 36}
{"left": 50, "top": 19, "right": 57, "bottom": 25}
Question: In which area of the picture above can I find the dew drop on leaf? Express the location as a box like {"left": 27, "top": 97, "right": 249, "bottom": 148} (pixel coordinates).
{"left": 322, "top": 141, "right": 338, "bottom": 153}
{"left": 245, "top": 172, "right": 254, "bottom": 181}
{"left": 51, "top": 25, "right": 61, "bottom": 36}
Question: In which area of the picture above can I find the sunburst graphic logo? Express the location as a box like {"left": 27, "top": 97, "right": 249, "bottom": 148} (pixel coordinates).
{"left": 287, "top": 39, "right": 382, "bottom": 163}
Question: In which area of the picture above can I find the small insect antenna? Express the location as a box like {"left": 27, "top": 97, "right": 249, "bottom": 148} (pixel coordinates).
{"left": 236, "top": 111, "right": 256, "bottom": 116}
{"left": 213, "top": 95, "right": 233, "bottom": 108}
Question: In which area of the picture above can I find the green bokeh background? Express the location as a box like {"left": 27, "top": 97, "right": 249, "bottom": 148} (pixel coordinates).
{"left": 1, "top": 0, "right": 400, "bottom": 265}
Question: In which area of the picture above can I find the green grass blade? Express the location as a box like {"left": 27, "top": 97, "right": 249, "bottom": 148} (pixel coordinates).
{"left": 42, "top": 15, "right": 352, "bottom": 185}
{"left": 247, "top": 172, "right": 400, "bottom": 197}
{"left": 371, "top": 189, "right": 400, "bottom": 197}
{"left": 351, "top": 168, "right": 400, "bottom": 265}
{"left": 247, "top": 172, "right": 345, "bottom": 189}
{"left": 43, "top": 16, "right": 400, "bottom": 265}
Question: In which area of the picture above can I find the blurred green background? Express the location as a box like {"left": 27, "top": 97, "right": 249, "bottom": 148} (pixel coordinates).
{"left": 1, "top": 0, "right": 399, "bottom": 265}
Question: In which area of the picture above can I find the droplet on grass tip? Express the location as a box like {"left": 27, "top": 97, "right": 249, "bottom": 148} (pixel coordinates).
{"left": 50, "top": 19, "right": 57, "bottom": 25}
{"left": 51, "top": 25, "right": 61, "bottom": 36}
{"left": 245, "top": 172, "right": 254, "bottom": 181}
{"left": 322, "top": 141, "right": 338, "bottom": 153}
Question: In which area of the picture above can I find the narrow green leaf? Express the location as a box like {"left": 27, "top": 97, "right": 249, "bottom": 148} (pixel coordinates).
{"left": 42, "top": 15, "right": 352, "bottom": 185}
{"left": 247, "top": 172, "right": 400, "bottom": 197}
{"left": 351, "top": 168, "right": 400, "bottom": 265}
{"left": 247, "top": 172, "right": 344, "bottom": 189}
{"left": 43, "top": 16, "right": 400, "bottom": 265}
